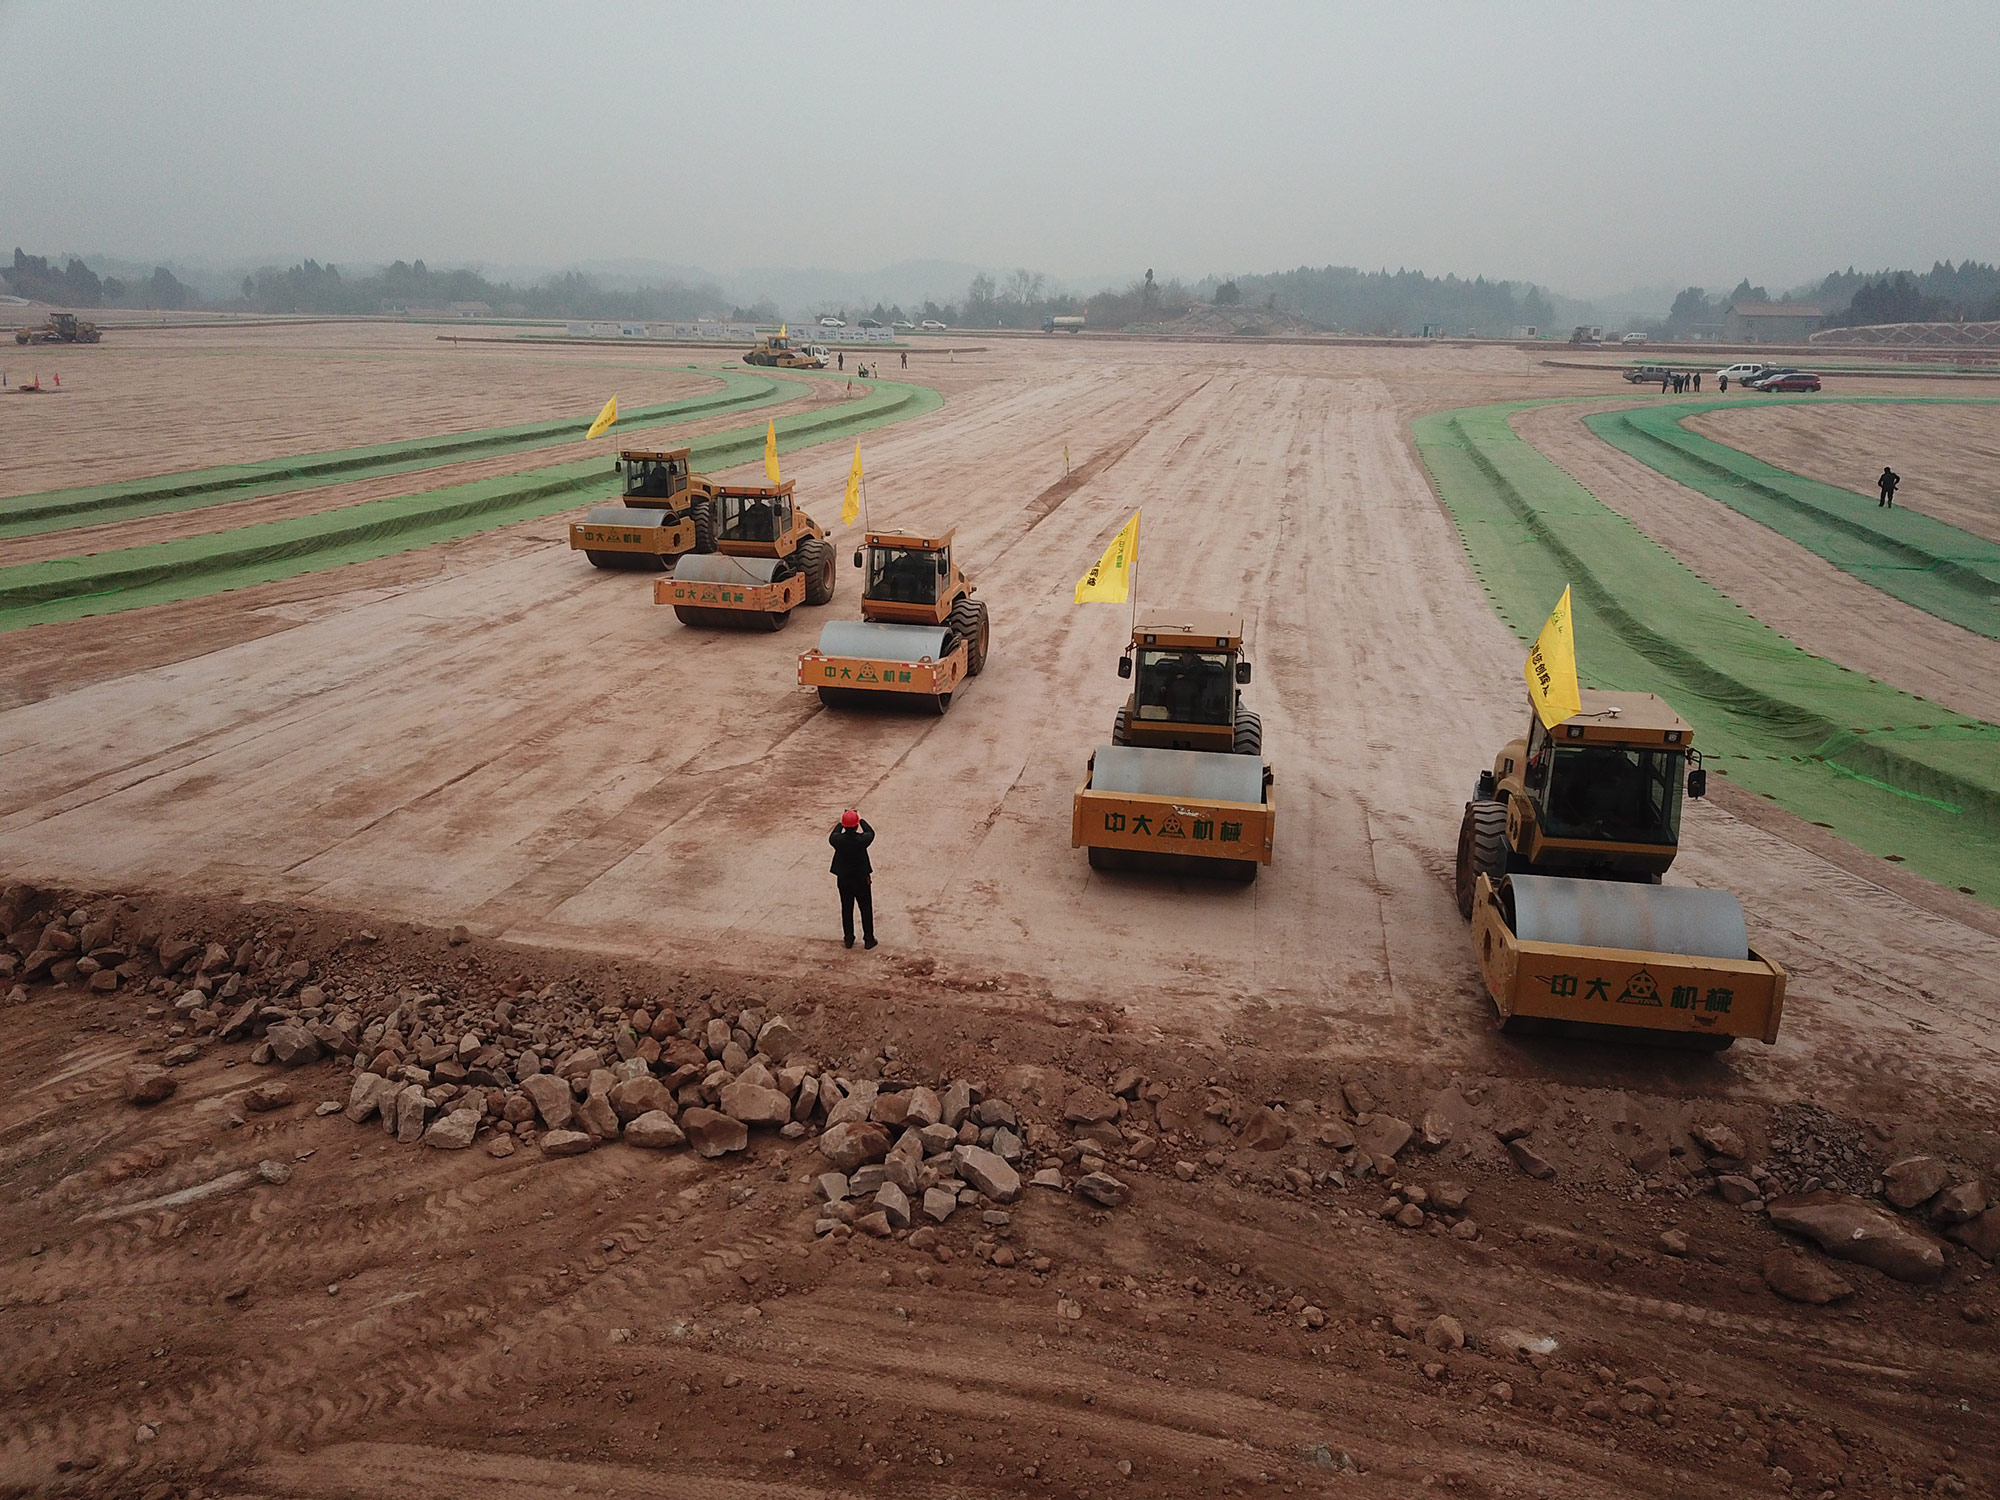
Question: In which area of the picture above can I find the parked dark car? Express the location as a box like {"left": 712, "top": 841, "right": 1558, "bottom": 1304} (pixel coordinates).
{"left": 1759, "top": 371, "right": 1822, "bottom": 392}
{"left": 1742, "top": 366, "right": 1800, "bottom": 389}
{"left": 1622, "top": 365, "right": 1667, "bottom": 384}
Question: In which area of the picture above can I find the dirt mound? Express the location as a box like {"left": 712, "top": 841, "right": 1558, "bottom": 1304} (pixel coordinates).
{"left": 1129, "top": 305, "right": 1324, "bottom": 337}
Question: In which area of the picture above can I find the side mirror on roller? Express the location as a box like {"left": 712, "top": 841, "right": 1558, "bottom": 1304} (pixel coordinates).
{"left": 1235, "top": 660, "right": 1252, "bottom": 685}
{"left": 1687, "top": 768, "right": 1707, "bottom": 799}
{"left": 1116, "top": 657, "right": 1132, "bottom": 679}
{"left": 1476, "top": 770, "right": 1496, "bottom": 800}
{"left": 852, "top": 549, "right": 864, "bottom": 568}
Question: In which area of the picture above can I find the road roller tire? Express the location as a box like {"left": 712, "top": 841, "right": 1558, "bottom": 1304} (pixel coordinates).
{"left": 1111, "top": 707, "right": 1130, "bottom": 746}
{"left": 798, "top": 537, "right": 836, "bottom": 605}
{"left": 690, "top": 497, "right": 716, "bottom": 553}
{"left": 584, "top": 549, "right": 666, "bottom": 571}
{"left": 1455, "top": 799, "right": 1509, "bottom": 920}
{"left": 947, "top": 596, "right": 989, "bottom": 676}
{"left": 1232, "top": 708, "right": 1262, "bottom": 756}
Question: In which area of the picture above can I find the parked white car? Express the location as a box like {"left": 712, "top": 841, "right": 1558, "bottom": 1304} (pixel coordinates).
{"left": 1715, "top": 362, "right": 1774, "bottom": 384}
{"left": 819, "top": 316, "right": 845, "bottom": 328}
{"left": 1621, "top": 332, "right": 1647, "bottom": 344}
{"left": 919, "top": 319, "right": 947, "bottom": 330}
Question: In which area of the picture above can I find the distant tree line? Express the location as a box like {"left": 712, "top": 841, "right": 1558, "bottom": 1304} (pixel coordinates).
{"left": 7, "top": 248, "right": 192, "bottom": 309}
{"left": 1816, "top": 262, "right": 2000, "bottom": 327}
{"left": 234, "top": 258, "right": 726, "bottom": 320}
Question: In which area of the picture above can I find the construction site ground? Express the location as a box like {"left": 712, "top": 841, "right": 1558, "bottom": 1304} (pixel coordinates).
{"left": 1, "top": 326, "right": 1995, "bottom": 1499}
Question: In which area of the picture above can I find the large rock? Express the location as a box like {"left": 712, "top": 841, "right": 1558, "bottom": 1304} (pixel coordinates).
{"left": 424, "top": 1108, "right": 481, "bottom": 1150}
{"left": 902, "top": 1086, "right": 942, "bottom": 1128}
{"left": 875, "top": 1181, "right": 912, "bottom": 1229}
{"left": 394, "top": 1084, "right": 431, "bottom": 1145}
{"left": 1239, "top": 1107, "right": 1288, "bottom": 1152}
{"left": 1948, "top": 1208, "right": 2000, "bottom": 1262}
{"left": 344, "top": 1071, "right": 394, "bottom": 1123}
{"left": 1768, "top": 1192, "right": 1947, "bottom": 1283}
{"left": 1064, "top": 1088, "right": 1121, "bottom": 1125}
{"left": 624, "top": 1111, "right": 687, "bottom": 1149}
{"left": 243, "top": 1081, "right": 294, "bottom": 1112}
{"left": 265, "top": 1024, "right": 323, "bottom": 1067}
{"left": 953, "top": 1144, "right": 1022, "bottom": 1203}
{"left": 1506, "top": 1138, "right": 1557, "bottom": 1182}
{"left": 1691, "top": 1122, "right": 1746, "bottom": 1161}
{"left": 520, "top": 1072, "right": 575, "bottom": 1131}
{"left": 940, "top": 1079, "right": 973, "bottom": 1128}
{"left": 1762, "top": 1249, "right": 1854, "bottom": 1305}
{"left": 575, "top": 1090, "right": 620, "bottom": 1140}
{"left": 124, "top": 1065, "right": 177, "bottom": 1106}
{"left": 1881, "top": 1155, "right": 1951, "bottom": 1210}
{"left": 1077, "top": 1172, "right": 1131, "bottom": 1208}
{"left": 818, "top": 1120, "right": 892, "bottom": 1170}
{"left": 608, "top": 1075, "right": 675, "bottom": 1123}
{"left": 1356, "top": 1114, "right": 1414, "bottom": 1161}
{"left": 754, "top": 1016, "right": 797, "bottom": 1062}
{"left": 720, "top": 1081, "right": 793, "bottom": 1127}
{"left": 824, "top": 1081, "right": 879, "bottom": 1128}
{"left": 541, "top": 1129, "right": 593, "bottom": 1157}
{"left": 554, "top": 1047, "right": 604, "bottom": 1082}
{"left": 682, "top": 1107, "right": 749, "bottom": 1158}
{"left": 1933, "top": 1179, "right": 1987, "bottom": 1226}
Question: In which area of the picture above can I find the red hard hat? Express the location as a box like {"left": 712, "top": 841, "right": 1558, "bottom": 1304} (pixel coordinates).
{"left": 841, "top": 809, "right": 859, "bottom": 828}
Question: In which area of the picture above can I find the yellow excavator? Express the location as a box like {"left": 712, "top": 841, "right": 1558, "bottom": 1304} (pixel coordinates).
{"left": 797, "top": 530, "right": 989, "bottom": 713}
{"left": 655, "top": 480, "right": 835, "bottom": 630}
{"left": 1072, "top": 612, "right": 1274, "bottom": 882}
{"left": 568, "top": 448, "right": 716, "bottom": 570}
{"left": 1455, "top": 688, "right": 1785, "bottom": 1048}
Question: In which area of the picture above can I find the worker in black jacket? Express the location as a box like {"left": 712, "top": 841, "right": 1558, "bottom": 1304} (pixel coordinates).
{"left": 828, "top": 809, "right": 877, "bottom": 949}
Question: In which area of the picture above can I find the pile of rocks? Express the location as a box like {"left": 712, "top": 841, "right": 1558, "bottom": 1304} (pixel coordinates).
{"left": 1, "top": 884, "right": 181, "bottom": 999}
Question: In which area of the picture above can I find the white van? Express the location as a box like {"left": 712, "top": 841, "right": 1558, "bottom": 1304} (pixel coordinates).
{"left": 1715, "top": 362, "right": 1773, "bottom": 384}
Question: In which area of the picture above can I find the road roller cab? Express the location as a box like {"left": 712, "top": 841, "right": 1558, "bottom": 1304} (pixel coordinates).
{"left": 655, "top": 480, "right": 836, "bottom": 631}
{"left": 796, "top": 530, "right": 990, "bottom": 713}
{"left": 1073, "top": 611, "right": 1275, "bottom": 882}
{"left": 569, "top": 448, "right": 717, "bottom": 571}
{"left": 1454, "top": 689, "right": 1785, "bottom": 1047}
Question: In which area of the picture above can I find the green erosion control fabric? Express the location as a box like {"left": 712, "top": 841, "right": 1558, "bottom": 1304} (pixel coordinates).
{"left": 0, "top": 377, "right": 941, "bottom": 631}
{"left": 0, "top": 368, "right": 793, "bottom": 540}
{"left": 1587, "top": 399, "right": 2000, "bottom": 641}
{"left": 1415, "top": 401, "right": 2000, "bottom": 904}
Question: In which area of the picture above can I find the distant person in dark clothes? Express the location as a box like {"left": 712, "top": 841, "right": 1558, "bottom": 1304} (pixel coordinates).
{"left": 837, "top": 352, "right": 844, "bottom": 372}
{"left": 1661, "top": 371, "right": 1671, "bottom": 394}
{"left": 900, "top": 350, "right": 907, "bottom": 369}
{"left": 1718, "top": 374, "right": 1728, "bottom": 392}
{"left": 1693, "top": 372, "right": 1701, "bottom": 392}
{"left": 1879, "top": 466, "right": 1900, "bottom": 508}
{"left": 828, "top": 809, "right": 877, "bottom": 949}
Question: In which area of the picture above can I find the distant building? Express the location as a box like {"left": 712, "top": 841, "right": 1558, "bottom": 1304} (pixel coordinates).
{"left": 445, "top": 301, "right": 491, "bottom": 318}
{"left": 1722, "top": 302, "right": 1824, "bottom": 343}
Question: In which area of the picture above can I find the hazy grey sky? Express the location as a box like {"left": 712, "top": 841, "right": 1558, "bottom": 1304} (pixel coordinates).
{"left": 5, "top": 0, "right": 1996, "bottom": 296}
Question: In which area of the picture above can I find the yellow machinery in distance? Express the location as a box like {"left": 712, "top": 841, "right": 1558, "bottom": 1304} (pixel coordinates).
{"left": 1072, "top": 612, "right": 1275, "bottom": 882}
{"left": 656, "top": 480, "right": 836, "bottom": 630}
{"left": 569, "top": 448, "right": 716, "bottom": 571}
{"left": 1454, "top": 688, "right": 1786, "bottom": 1048}
{"left": 797, "top": 530, "right": 989, "bottom": 713}
{"left": 743, "top": 332, "right": 825, "bottom": 369}
{"left": 14, "top": 312, "right": 101, "bottom": 345}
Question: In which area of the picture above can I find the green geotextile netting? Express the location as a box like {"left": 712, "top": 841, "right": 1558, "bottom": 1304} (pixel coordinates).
{"left": 0, "top": 377, "right": 941, "bottom": 631}
{"left": 0, "top": 367, "right": 794, "bottom": 540}
{"left": 1414, "top": 401, "right": 2000, "bottom": 903}
{"left": 1587, "top": 399, "right": 2000, "bottom": 641}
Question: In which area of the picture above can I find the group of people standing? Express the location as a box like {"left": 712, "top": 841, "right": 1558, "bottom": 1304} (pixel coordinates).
{"left": 1658, "top": 369, "right": 1702, "bottom": 394}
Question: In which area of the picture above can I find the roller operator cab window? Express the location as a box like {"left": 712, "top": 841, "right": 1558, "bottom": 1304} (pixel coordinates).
{"left": 1134, "top": 648, "right": 1234, "bottom": 724}
{"left": 865, "top": 546, "right": 942, "bottom": 605}
{"left": 625, "top": 458, "right": 682, "bottom": 499}
{"left": 719, "top": 492, "right": 788, "bottom": 543}
{"left": 1538, "top": 744, "right": 1684, "bottom": 845}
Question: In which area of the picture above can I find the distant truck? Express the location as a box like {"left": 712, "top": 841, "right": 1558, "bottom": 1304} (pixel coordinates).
{"left": 1044, "top": 315, "right": 1087, "bottom": 334}
{"left": 15, "top": 312, "right": 101, "bottom": 345}
{"left": 1568, "top": 326, "right": 1603, "bottom": 344}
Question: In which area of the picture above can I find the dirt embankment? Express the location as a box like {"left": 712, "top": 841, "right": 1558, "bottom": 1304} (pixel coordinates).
{"left": 1, "top": 879, "right": 1995, "bottom": 1500}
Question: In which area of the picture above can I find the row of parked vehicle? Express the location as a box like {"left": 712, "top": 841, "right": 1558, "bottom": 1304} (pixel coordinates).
{"left": 1622, "top": 361, "right": 1822, "bottom": 392}
{"left": 816, "top": 316, "right": 950, "bottom": 331}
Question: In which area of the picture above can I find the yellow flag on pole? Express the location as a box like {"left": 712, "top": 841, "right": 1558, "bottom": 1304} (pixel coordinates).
{"left": 780, "top": 323, "right": 787, "bottom": 338}
{"left": 1524, "top": 585, "right": 1583, "bottom": 730}
{"left": 841, "top": 440, "right": 863, "bottom": 525}
{"left": 585, "top": 394, "right": 618, "bottom": 441}
{"left": 764, "top": 420, "right": 780, "bottom": 485}
{"left": 1074, "top": 510, "right": 1140, "bottom": 603}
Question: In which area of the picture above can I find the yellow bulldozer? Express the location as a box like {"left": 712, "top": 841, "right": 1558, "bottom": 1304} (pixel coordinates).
{"left": 569, "top": 448, "right": 717, "bottom": 570}
{"left": 797, "top": 530, "right": 989, "bottom": 713}
{"left": 1072, "top": 612, "right": 1275, "bottom": 881}
{"left": 1454, "top": 688, "right": 1786, "bottom": 1049}
{"left": 14, "top": 312, "right": 101, "bottom": 345}
{"left": 743, "top": 331, "right": 825, "bottom": 369}
{"left": 655, "top": 480, "right": 836, "bottom": 630}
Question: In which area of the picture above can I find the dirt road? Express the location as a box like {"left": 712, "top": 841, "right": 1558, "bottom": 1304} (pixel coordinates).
{"left": 2, "top": 334, "right": 1996, "bottom": 1499}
